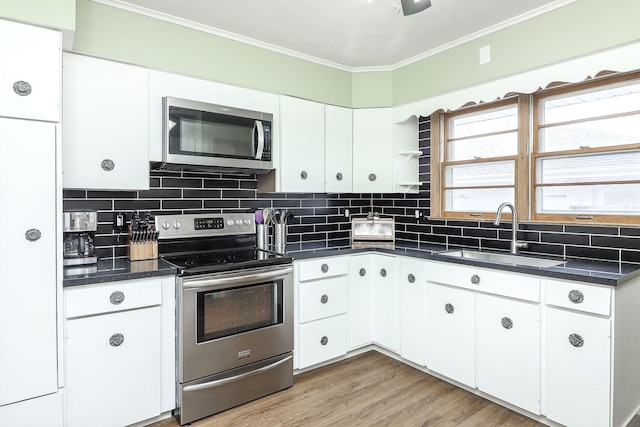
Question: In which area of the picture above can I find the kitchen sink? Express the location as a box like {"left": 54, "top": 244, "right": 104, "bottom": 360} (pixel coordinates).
{"left": 439, "top": 249, "right": 565, "bottom": 268}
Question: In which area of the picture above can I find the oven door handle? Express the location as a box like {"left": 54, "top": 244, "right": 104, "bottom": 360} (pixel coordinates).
{"left": 183, "top": 354, "right": 293, "bottom": 393}
{"left": 182, "top": 266, "right": 293, "bottom": 289}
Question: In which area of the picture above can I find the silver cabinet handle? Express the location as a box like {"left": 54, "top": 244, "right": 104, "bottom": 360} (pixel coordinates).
{"left": 300, "top": 171, "right": 308, "bottom": 180}
{"left": 568, "top": 290, "right": 584, "bottom": 304}
{"left": 380, "top": 268, "right": 387, "bottom": 278}
{"left": 320, "top": 336, "right": 328, "bottom": 346}
{"left": 407, "top": 273, "right": 415, "bottom": 283}
{"left": 25, "top": 228, "right": 41, "bottom": 242}
{"left": 501, "top": 317, "right": 513, "bottom": 329}
{"left": 109, "top": 333, "right": 124, "bottom": 347}
{"left": 471, "top": 274, "right": 480, "bottom": 285}
{"left": 110, "top": 291, "right": 125, "bottom": 305}
{"left": 101, "top": 159, "right": 115, "bottom": 171}
{"left": 368, "top": 173, "right": 377, "bottom": 182}
{"left": 336, "top": 173, "right": 343, "bottom": 181}
{"left": 13, "top": 80, "right": 32, "bottom": 96}
{"left": 183, "top": 355, "right": 293, "bottom": 392}
{"left": 359, "top": 268, "right": 366, "bottom": 277}
{"left": 321, "top": 263, "right": 329, "bottom": 273}
{"left": 320, "top": 294, "right": 328, "bottom": 304}
{"left": 569, "top": 333, "right": 584, "bottom": 348}
{"left": 445, "top": 303, "right": 454, "bottom": 314}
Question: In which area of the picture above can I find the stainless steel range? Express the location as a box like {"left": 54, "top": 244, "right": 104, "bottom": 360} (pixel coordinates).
{"left": 156, "top": 213, "right": 294, "bottom": 425}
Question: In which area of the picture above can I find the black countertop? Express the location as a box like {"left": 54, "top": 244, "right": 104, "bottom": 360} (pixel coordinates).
{"left": 63, "top": 258, "right": 177, "bottom": 287}
{"left": 290, "top": 245, "right": 640, "bottom": 287}
{"left": 63, "top": 246, "right": 640, "bottom": 288}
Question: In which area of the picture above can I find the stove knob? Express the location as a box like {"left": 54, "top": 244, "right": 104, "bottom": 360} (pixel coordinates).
{"left": 235, "top": 219, "right": 243, "bottom": 226}
{"left": 226, "top": 219, "right": 235, "bottom": 227}
{"left": 162, "top": 221, "right": 170, "bottom": 230}
{"left": 173, "top": 221, "right": 181, "bottom": 230}
{"left": 243, "top": 219, "right": 251, "bottom": 226}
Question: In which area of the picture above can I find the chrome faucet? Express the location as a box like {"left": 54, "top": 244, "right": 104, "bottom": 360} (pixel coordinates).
{"left": 494, "top": 202, "right": 528, "bottom": 255}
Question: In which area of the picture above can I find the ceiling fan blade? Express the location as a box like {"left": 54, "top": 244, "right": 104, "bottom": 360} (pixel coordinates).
{"left": 400, "top": 0, "right": 432, "bottom": 16}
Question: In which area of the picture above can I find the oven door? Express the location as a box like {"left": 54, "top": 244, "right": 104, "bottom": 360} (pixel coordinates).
{"left": 178, "top": 264, "right": 293, "bottom": 384}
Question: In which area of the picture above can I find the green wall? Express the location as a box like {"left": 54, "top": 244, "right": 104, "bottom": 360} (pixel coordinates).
{"left": 4, "top": 0, "right": 638, "bottom": 108}
{"left": 0, "top": 0, "right": 74, "bottom": 32}
{"left": 393, "top": 0, "right": 640, "bottom": 105}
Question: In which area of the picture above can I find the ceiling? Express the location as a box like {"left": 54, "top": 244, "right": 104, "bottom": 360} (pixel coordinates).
{"left": 98, "top": 0, "right": 575, "bottom": 70}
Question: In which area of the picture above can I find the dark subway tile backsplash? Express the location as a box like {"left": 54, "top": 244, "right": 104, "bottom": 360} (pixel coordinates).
{"left": 61, "top": 115, "right": 640, "bottom": 266}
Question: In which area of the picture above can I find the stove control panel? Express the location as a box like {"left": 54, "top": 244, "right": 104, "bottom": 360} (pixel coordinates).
{"left": 155, "top": 213, "right": 255, "bottom": 239}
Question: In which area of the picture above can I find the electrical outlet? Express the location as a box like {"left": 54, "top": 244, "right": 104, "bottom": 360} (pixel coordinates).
{"left": 113, "top": 212, "right": 127, "bottom": 233}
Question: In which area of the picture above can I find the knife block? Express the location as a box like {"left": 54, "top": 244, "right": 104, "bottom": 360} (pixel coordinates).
{"left": 128, "top": 231, "right": 158, "bottom": 261}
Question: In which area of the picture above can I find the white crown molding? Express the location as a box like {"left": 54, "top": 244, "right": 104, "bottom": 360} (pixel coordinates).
{"left": 91, "top": 0, "right": 576, "bottom": 73}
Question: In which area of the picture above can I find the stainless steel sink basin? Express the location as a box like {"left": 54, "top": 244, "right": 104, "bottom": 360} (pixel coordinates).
{"left": 439, "top": 249, "right": 565, "bottom": 268}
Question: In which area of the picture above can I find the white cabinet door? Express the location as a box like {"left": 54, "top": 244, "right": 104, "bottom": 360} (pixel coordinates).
{"left": 545, "top": 307, "right": 611, "bottom": 427}
{"left": 399, "top": 257, "right": 427, "bottom": 366}
{"left": 278, "top": 96, "right": 325, "bottom": 192}
{"left": 0, "top": 119, "right": 57, "bottom": 406}
{"left": 426, "top": 282, "right": 476, "bottom": 388}
{"left": 62, "top": 53, "right": 150, "bottom": 190}
{"left": 477, "top": 293, "right": 541, "bottom": 415}
{"left": 372, "top": 254, "right": 399, "bottom": 352}
{"left": 66, "top": 306, "right": 162, "bottom": 427}
{"left": 349, "top": 255, "right": 374, "bottom": 349}
{"left": 352, "top": 108, "right": 393, "bottom": 193}
{"left": 298, "top": 314, "right": 348, "bottom": 369}
{"left": 325, "top": 105, "right": 352, "bottom": 193}
{"left": 0, "top": 19, "right": 60, "bottom": 122}
{"left": 0, "top": 392, "right": 63, "bottom": 427}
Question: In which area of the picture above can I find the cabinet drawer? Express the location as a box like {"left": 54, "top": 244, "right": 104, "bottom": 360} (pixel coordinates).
{"left": 65, "top": 278, "right": 162, "bottom": 318}
{"left": 427, "top": 261, "right": 540, "bottom": 302}
{"left": 545, "top": 279, "right": 611, "bottom": 316}
{"left": 298, "top": 275, "right": 347, "bottom": 323}
{"left": 298, "top": 314, "right": 347, "bottom": 369}
{"left": 296, "top": 257, "right": 348, "bottom": 282}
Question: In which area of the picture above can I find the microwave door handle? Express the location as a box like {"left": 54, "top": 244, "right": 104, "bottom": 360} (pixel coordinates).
{"left": 253, "top": 120, "right": 265, "bottom": 159}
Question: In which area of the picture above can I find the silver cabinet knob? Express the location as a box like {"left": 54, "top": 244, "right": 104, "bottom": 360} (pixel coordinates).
{"left": 470, "top": 274, "right": 480, "bottom": 285}
{"left": 407, "top": 273, "right": 415, "bottom": 283}
{"left": 380, "top": 268, "right": 387, "bottom": 277}
{"left": 320, "top": 336, "right": 328, "bottom": 346}
{"left": 569, "top": 333, "right": 584, "bottom": 348}
{"left": 359, "top": 268, "right": 366, "bottom": 277}
{"left": 110, "top": 291, "right": 125, "bottom": 305}
{"left": 25, "top": 228, "right": 41, "bottom": 242}
{"left": 336, "top": 173, "right": 343, "bottom": 181}
{"left": 368, "top": 173, "right": 377, "bottom": 182}
{"left": 320, "top": 294, "right": 328, "bottom": 304}
{"left": 13, "top": 80, "right": 32, "bottom": 96}
{"left": 445, "top": 303, "right": 454, "bottom": 314}
{"left": 321, "top": 263, "right": 329, "bottom": 273}
{"left": 501, "top": 317, "right": 513, "bottom": 329}
{"left": 101, "top": 159, "right": 115, "bottom": 171}
{"left": 300, "top": 171, "right": 308, "bottom": 180}
{"left": 568, "top": 290, "right": 584, "bottom": 304}
{"left": 109, "top": 333, "right": 124, "bottom": 347}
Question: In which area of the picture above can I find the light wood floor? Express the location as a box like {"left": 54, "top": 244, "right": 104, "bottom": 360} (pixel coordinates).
{"left": 152, "top": 351, "right": 545, "bottom": 427}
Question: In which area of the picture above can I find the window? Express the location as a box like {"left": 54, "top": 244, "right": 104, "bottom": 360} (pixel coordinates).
{"left": 533, "top": 74, "right": 640, "bottom": 223}
{"left": 433, "top": 96, "right": 527, "bottom": 219}
{"left": 431, "top": 71, "right": 640, "bottom": 225}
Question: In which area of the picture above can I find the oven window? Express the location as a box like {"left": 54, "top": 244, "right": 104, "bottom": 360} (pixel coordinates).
{"left": 196, "top": 280, "right": 283, "bottom": 342}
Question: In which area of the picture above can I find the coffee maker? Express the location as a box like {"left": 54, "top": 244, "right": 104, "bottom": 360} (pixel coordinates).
{"left": 63, "top": 210, "right": 97, "bottom": 270}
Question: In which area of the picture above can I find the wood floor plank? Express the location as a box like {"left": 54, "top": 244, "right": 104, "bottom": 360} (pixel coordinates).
{"left": 151, "top": 351, "right": 546, "bottom": 427}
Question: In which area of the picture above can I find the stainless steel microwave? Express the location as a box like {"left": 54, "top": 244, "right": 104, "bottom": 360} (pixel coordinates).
{"left": 160, "top": 96, "right": 273, "bottom": 173}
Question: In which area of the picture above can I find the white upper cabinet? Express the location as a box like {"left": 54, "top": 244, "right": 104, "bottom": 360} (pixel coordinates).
{"left": 0, "top": 19, "right": 60, "bottom": 122}
{"left": 353, "top": 108, "right": 394, "bottom": 193}
{"left": 62, "top": 53, "right": 150, "bottom": 190}
{"left": 324, "top": 105, "right": 353, "bottom": 193}
{"left": 278, "top": 96, "right": 326, "bottom": 192}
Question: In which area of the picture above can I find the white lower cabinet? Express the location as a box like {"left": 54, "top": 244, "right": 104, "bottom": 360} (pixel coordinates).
{"left": 545, "top": 306, "right": 611, "bottom": 427}
{"left": 295, "top": 256, "right": 349, "bottom": 369}
{"left": 372, "top": 254, "right": 399, "bottom": 352}
{"left": 348, "top": 255, "right": 374, "bottom": 349}
{"left": 399, "top": 257, "right": 427, "bottom": 366}
{"left": 65, "top": 278, "right": 166, "bottom": 427}
{"left": 0, "top": 392, "right": 63, "bottom": 427}
{"left": 425, "top": 282, "right": 476, "bottom": 388}
{"left": 476, "top": 293, "right": 541, "bottom": 415}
